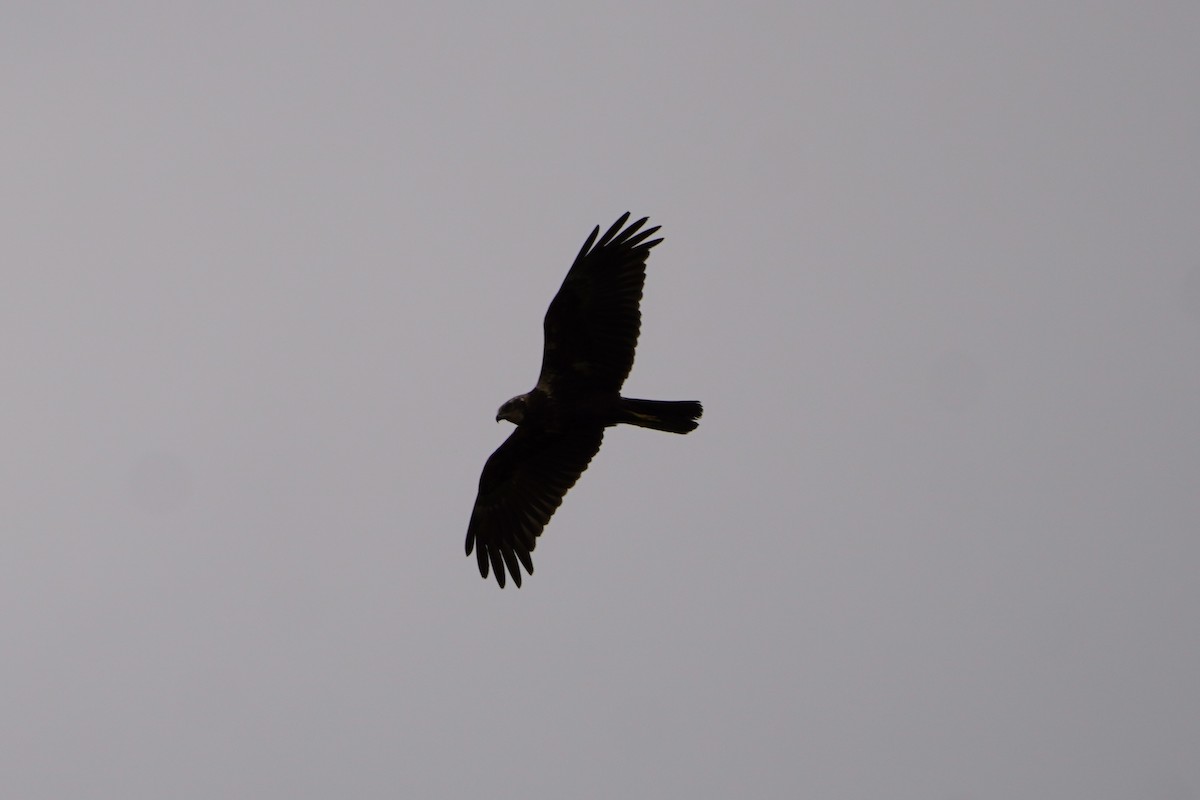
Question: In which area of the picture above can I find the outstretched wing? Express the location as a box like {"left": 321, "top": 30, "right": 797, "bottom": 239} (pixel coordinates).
{"left": 466, "top": 425, "right": 605, "bottom": 588}
{"left": 538, "top": 213, "right": 663, "bottom": 395}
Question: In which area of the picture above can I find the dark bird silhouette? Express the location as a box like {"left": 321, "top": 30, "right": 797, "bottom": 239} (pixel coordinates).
{"left": 465, "top": 213, "right": 703, "bottom": 587}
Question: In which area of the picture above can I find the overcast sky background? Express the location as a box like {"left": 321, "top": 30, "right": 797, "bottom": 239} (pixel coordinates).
{"left": 3, "top": 3, "right": 1198, "bottom": 798}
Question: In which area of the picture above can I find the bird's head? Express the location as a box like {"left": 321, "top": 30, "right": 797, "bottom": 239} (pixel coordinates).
{"left": 496, "top": 395, "right": 528, "bottom": 424}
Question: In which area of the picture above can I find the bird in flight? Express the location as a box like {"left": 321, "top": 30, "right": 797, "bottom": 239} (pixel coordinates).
{"left": 465, "top": 213, "right": 703, "bottom": 588}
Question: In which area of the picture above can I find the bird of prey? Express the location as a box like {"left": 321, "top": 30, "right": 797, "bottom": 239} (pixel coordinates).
{"left": 465, "top": 213, "right": 703, "bottom": 588}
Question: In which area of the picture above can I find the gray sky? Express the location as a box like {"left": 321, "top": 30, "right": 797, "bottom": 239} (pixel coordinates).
{"left": 3, "top": 3, "right": 1198, "bottom": 798}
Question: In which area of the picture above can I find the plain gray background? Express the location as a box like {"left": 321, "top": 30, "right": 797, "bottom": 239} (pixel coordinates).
{"left": 4, "top": 3, "right": 1198, "bottom": 798}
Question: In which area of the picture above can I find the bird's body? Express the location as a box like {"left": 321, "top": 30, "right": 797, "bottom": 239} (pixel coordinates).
{"left": 466, "top": 213, "right": 702, "bottom": 587}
